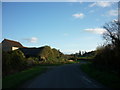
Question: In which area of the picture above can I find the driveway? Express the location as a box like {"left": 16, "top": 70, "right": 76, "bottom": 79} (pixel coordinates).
{"left": 21, "top": 63, "right": 105, "bottom": 88}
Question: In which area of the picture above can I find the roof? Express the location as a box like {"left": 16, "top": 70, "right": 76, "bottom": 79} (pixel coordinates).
{"left": 20, "top": 48, "right": 42, "bottom": 57}
{"left": 2, "top": 39, "right": 24, "bottom": 48}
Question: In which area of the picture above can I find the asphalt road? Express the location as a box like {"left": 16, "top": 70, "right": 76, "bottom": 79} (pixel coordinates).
{"left": 21, "top": 63, "right": 105, "bottom": 88}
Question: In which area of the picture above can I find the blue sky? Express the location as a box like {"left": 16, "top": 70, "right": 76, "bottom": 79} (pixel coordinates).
{"left": 2, "top": 2, "right": 118, "bottom": 54}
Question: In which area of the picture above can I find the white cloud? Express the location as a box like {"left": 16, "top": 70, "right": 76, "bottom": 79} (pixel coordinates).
{"left": 23, "top": 37, "right": 38, "bottom": 43}
{"left": 84, "top": 28, "right": 107, "bottom": 34}
{"left": 62, "top": 49, "right": 79, "bottom": 54}
{"left": 112, "top": 19, "right": 118, "bottom": 22}
{"left": 30, "top": 37, "right": 38, "bottom": 43}
{"left": 89, "top": 2, "right": 112, "bottom": 8}
{"left": 72, "top": 13, "right": 84, "bottom": 19}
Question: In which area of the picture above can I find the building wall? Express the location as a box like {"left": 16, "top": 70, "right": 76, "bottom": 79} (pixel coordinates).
{"left": 2, "top": 46, "right": 12, "bottom": 52}
{"left": 12, "top": 47, "right": 19, "bottom": 51}
{"left": 2, "top": 39, "right": 21, "bottom": 52}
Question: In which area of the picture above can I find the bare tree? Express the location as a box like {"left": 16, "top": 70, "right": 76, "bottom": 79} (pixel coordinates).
{"left": 103, "top": 20, "right": 120, "bottom": 48}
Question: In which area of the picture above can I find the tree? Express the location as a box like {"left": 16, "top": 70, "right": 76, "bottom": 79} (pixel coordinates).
{"left": 103, "top": 20, "right": 120, "bottom": 48}
{"left": 2, "top": 50, "right": 27, "bottom": 76}
{"left": 38, "top": 46, "right": 54, "bottom": 61}
{"left": 94, "top": 20, "right": 120, "bottom": 74}
{"left": 78, "top": 50, "right": 81, "bottom": 56}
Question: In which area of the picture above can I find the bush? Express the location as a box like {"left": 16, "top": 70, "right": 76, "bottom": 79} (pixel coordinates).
{"left": 94, "top": 44, "right": 120, "bottom": 75}
{"left": 2, "top": 51, "right": 11, "bottom": 75}
{"left": 27, "top": 57, "right": 39, "bottom": 66}
{"left": 10, "top": 50, "right": 26, "bottom": 69}
{"left": 2, "top": 50, "right": 27, "bottom": 76}
{"left": 38, "top": 46, "right": 66, "bottom": 63}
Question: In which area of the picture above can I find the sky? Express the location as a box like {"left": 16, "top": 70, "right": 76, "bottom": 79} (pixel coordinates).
{"left": 2, "top": 1, "right": 118, "bottom": 54}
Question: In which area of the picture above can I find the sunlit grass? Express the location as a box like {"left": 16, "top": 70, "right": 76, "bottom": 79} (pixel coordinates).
{"left": 2, "top": 66, "right": 48, "bottom": 88}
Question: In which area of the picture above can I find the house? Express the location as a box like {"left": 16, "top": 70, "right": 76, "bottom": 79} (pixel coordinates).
{"left": 1, "top": 39, "right": 54, "bottom": 61}
{"left": 2, "top": 39, "right": 24, "bottom": 52}
{"left": 1, "top": 39, "right": 42, "bottom": 59}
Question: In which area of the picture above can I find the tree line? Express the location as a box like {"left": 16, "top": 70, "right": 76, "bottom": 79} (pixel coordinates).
{"left": 94, "top": 20, "right": 120, "bottom": 75}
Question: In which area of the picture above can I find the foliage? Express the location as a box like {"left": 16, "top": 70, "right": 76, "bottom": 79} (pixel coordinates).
{"left": 94, "top": 44, "right": 120, "bottom": 74}
{"left": 94, "top": 20, "right": 120, "bottom": 75}
{"left": 103, "top": 20, "right": 120, "bottom": 47}
{"left": 2, "top": 45, "right": 67, "bottom": 76}
{"left": 52, "top": 48, "right": 61, "bottom": 58}
{"left": 26, "top": 57, "right": 39, "bottom": 66}
{"left": 65, "top": 50, "right": 95, "bottom": 62}
{"left": 38, "top": 46, "right": 54, "bottom": 61}
{"left": 82, "top": 51, "right": 96, "bottom": 57}
{"left": 2, "top": 50, "right": 27, "bottom": 76}
{"left": 38, "top": 46, "right": 66, "bottom": 63}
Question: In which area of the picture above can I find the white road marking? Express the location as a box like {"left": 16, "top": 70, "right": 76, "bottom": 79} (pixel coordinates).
{"left": 82, "top": 76, "right": 92, "bottom": 83}
{"left": 82, "top": 76, "right": 98, "bottom": 87}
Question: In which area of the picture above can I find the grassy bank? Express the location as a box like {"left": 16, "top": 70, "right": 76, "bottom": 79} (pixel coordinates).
{"left": 2, "top": 66, "right": 48, "bottom": 88}
{"left": 80, "top": 63, "right": 120, "bottom": 88}
{"left": 2, "top": 61, "right": 78, "bottom": 88}
{"left": 2, "top": 63, "right": 70, "bottom": 88}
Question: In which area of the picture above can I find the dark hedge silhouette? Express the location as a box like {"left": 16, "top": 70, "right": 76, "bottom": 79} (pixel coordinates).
{"left": 94, "top": 20, "right": 120, "bottom": 75}
{"left": 2, "top": 50, "right": 27, "bottom": 76}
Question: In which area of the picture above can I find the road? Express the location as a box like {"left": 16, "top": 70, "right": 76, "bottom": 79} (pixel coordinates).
{"left": 21, "top": 63, "right": 105, "bottom": 88}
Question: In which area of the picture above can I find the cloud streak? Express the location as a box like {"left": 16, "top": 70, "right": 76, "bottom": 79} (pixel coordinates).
{"left": 23, "top": 37, "right": 38, "bottom": 43}
{"left": 62, "top": 49, "right": 79, "bottom": 54}
{"left": 72, "top": 13, "right": 84, "bottom": 19}
{"left": 84, "top": 28, "right": 107, "bottom": 34}
{"left": 89, "top": 2, "right": 112, "bottom": 8}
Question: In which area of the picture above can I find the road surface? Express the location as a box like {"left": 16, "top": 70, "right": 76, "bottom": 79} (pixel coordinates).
{"left": 21, "top": 64, "right": 105, "bottom": 88}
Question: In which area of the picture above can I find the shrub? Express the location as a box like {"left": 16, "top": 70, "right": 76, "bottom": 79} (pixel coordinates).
{"left": 27, "top": 57, "right": 39, "bottom": 66}
{"left": 2, "top": 50, "right": 27, "bottom": 76}
{"left": 94, "top": 44, "right": 120, "bottom": 75}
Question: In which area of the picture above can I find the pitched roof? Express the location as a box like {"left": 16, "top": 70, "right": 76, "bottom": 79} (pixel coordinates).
{"left": 20, "top": 48, "right": 42, "bottom": 57}
{"left": 2, "top": 39, "right": 24, "bottom": 48}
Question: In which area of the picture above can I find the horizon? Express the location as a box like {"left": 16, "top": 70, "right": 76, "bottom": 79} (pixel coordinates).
{"left": 2, "top": 2, "right": 118, "bottom": 54}
{"left": 1, "top": 38, "right": 95, "bottom": 54}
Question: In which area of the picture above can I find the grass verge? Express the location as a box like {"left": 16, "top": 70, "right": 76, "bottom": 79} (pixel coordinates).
{"left": 2, "top": 62, "right": 79, "bottom": 88}
{"left": 2, "top": 66, "right": 48, "bottom": 88}
{"left": 39, "top": 61, "right": 78, "bottom": 66}
{"left": 80, "top": 63, "right": 120, "bottom": 88}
